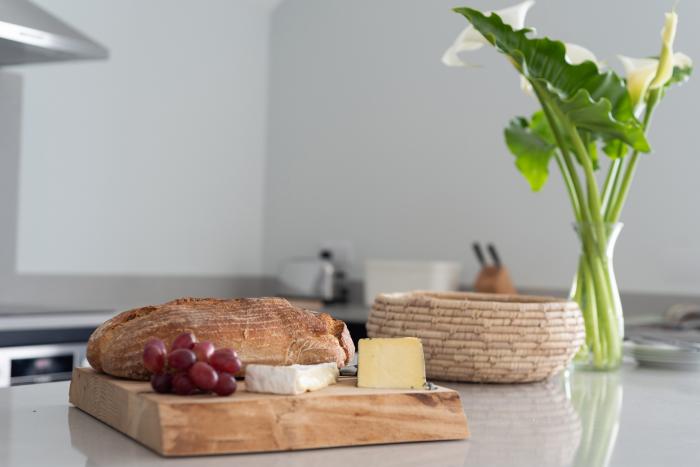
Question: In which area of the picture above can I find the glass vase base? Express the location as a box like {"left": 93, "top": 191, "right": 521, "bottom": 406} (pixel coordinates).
{"left": 572, "top": 347, "right": 622, "bottom": 371}
{"left": 570, "top": 222, "right": 625, "bottom": 373}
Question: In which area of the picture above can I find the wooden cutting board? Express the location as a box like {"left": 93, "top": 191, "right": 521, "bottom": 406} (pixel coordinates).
{"left": 69, "top": 367, "right": 469, "bottom": 457}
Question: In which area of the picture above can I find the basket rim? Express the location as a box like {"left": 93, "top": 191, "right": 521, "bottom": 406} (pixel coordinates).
{"left": 375, "top": 290, "right": 575, "bottom": 306}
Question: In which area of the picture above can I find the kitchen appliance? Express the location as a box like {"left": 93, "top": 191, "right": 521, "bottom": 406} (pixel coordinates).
{"left": 277, "top": 250, "right": 348, "bottom": 303}
{"left": 0, "top": 0, "right": 108, "bottom": 65}
{"left": 71, "top": 367, "right": 469, "bottom": 456}
{"left": 0, "top": 342, "right": 86, "bottom": 386}
{"left": 0, "top": 304, "right": 114, "bottom": 387}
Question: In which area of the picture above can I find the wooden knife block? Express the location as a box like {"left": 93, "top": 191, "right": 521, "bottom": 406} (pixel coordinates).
{"left": 474, "top": 266, "right": 516, "bottom": 295}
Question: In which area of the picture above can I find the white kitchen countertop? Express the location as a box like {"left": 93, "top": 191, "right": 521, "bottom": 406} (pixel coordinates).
{"left": 1, "top": 362, "right": 699, "bottom": 467}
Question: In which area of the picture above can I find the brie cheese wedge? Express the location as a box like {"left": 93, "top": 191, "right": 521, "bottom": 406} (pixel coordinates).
{"left": 244, "top": 362, "right": 339, "bottom": 395}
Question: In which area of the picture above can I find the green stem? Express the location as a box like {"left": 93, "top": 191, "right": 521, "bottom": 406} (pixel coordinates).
{"left": 555, "top": 153, "right": 582, "bottom": 222}
{"left": 601, "top": 158, "right": 622, "bottom": 217}
{"left": 587, "top": 238, "right": 620, "bottom": 364}
{"left": 531, "top": 80, "right": 622, "bottom": 367}
{"left": 607, "top": 151, "right": 639, "bottom": 222}
{"left": 607, "top": 89, "right": 660, "bottom": 222}
{"left": 565, "top": 119, "right": 606, "bottom": 246}
{"left": 531, "top": 82, "right": 590, "bottom": 224}
{"left": 603, "top": 158, "right": 624, "bottom": 221}
{"left": 561, "top": 117, "right": 622, "bottom": 365}
{"left": 580, "top": 256, "right": 603, "bottom": 366}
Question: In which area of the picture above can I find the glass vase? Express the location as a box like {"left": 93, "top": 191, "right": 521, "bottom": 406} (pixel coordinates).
{"left": 569, "top": 222, "right": 624, "bottom": 371}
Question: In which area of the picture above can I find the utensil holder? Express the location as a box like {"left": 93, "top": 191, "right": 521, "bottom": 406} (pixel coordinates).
{"left": 474, "top": 265, "right": 516, "bottom": 294}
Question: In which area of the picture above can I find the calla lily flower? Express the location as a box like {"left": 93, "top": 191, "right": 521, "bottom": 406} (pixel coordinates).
{"left": 619, "top": 52, "right": 692, "bottom": 109}
{"left": 619, "top": 10, "right": 693, "bottom": 109}
{"left": 649, "top": 11, "right": 677, "bottom": 89}
{"left": 564, "top": 43, "right": 599, "bottom": 66}
{"left": 442, "top": 0, "right": 535, "bottom": 67}
{"left": 520, "top": 42, "right": 600, "bottom": 95}
{"left": 618, "top": 56, "right": 659, "bottom": 109}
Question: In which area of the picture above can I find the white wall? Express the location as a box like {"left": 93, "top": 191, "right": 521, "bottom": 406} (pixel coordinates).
{"left": 15, "top": 0, "right": 274, "bottom": 276}
{"left": 263, "top": 0, "right": 700, "bottom": 294}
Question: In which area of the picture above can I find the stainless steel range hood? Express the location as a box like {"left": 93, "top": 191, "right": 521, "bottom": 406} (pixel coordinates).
{"left": 0, "top": 0, "right": 108, "bottom": 66}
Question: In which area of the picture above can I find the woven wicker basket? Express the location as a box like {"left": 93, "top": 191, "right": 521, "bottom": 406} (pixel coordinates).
{"left": 366, "top": 291, "right": 584, "bottom": 383}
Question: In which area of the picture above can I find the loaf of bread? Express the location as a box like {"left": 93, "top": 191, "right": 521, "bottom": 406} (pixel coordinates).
{"left": 87, "top": 297, "right": 355, "bottom": 380}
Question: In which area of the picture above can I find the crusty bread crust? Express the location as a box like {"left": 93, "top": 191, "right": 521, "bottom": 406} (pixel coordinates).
{"left": 87, "top": 297, "right": 355, "bottom": 380}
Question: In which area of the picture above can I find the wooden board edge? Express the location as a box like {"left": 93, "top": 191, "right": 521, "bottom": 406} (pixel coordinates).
{"left": 69, "top": 368, "right": 167, "bottom": 455}
{"left": 157, "top": 386, "right": 469, "bottom": 456}
{"left": 69, "top": 367, "right": 470, "bottom": 457}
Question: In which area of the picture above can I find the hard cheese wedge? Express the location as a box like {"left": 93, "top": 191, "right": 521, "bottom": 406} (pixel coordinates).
{"left": 245, "top": 362, "right": 339, "bottom": 395}
{"left": 357, "top": 337, "right": 427, "bottom": 389}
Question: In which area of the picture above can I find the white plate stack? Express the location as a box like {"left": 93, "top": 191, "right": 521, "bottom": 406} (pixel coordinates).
{"left": 625, "top": 341, "right": 700, "bottom": 370}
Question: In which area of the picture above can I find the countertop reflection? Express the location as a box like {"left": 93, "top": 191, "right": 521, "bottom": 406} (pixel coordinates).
{"left": 2, "top": 363, "right": 699, "bottom": 467}
{"left": 459, "top": 374, "right": 582, "bottom": 466}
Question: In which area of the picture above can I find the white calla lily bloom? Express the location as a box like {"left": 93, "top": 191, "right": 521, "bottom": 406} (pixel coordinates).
{"left": 673, "top": 52, "right": 693, "bottom": 69}
{"left": 619, "top": 10, "right": 693, "bottom": 109}
{"left": 564, "top": 43, "right": 599, "bottom": 66}
{"left": 442, "top": 0, "right": 535, "bottom": 67}
{"left": 619, "top": 52, "right": 692, "bottom": 109}
{"left": 618, "top": 56, "right": 660, "bottom": 109}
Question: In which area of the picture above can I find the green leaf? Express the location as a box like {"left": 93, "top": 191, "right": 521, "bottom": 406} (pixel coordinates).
{"left": 530, "top": 110, "right": 555, "bottom": 144}
{"left": 505, "top": 116, "right": 556, "bottom": 191}
{"left": 453, "top": 7, "right": 651, "bottom": 154}
{"left": 581, "top": 131, "right": 599, "bottom": 170}
{"left": 601, "top": 64, "right": 691, "bottom": 161}
{"left": 556, "top": 89, "right": 647, "bottom": 154}
{"left": 603, "top": 139, "right": 628, "bottom": 159}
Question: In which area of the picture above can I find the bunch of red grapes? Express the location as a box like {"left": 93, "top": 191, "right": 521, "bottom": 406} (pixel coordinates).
{"left": 142, "top": 332, "right": 241, "bottom": 396}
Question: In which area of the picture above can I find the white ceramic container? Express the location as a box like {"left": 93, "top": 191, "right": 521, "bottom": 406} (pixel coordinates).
{"left": 364, "top": 260, "right": 462, "bottom": 306}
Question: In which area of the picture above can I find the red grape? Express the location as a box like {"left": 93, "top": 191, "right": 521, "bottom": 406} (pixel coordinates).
{"left": 150, "top": 373, "right": 172, "bottom": 393}
{"left": 143, "top": 337, "right": 240, "bottom": 397}
{"left": 192, "top": 341, "right": 215, "bottom": 362}
{"left": 168, "top": 348, "right": 196, "bottom": 371}
{"left": 172, "top": 373, "right": 197, "bottom": 395}
{"left": 213, "top": 372, "right": 237, "bottom": 396}
{"left": 145, "top": 337, "right": 167, "bottom": 354}
{"left": 143, "top": 342, "right": 166, "bottom": 373}
{"left": 188, "top": 362, "right": 218, "bottom": 390}
{"left": 210, "top": 349, "right": 242, "bottom": 374}
{"left": 171, "top": 332, "right": 197, "bottom": 351}
{"left": 215, "top": 348, "right": 238, "bottom": 359}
